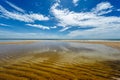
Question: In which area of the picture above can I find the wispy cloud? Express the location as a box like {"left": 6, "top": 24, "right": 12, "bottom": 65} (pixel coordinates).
{"left": 6, "top": 1, "right": 25, "bottom": 12}
{"left": 0, "top": 5, "right": 49, "bottom": 22}
{"left": 117, "top": 9, "right": 120, "bottom": 11}
{"left": 59, "top": 27, "right": 70, "bottom": 32}
{"left": 92, "top": 2, "right": 113, "bottom": 15}
{"left": 26, "top": 24, "right": 50, "bottom": 30}
{"left": 0, "top": 23, "right": 9, "bottom": 26}
{"left": 51, "top": 2, "right": 116, "bottom": 27}
{"left": 51, "top": 26, "right": 57, "bottom": 29}
{"left": 51, "top": 1, "right": 120, "bottom": 38}
{"left": 67, "top": 24, "right": 120, "bottom": 39}
{"left": 73, "top": 0, "right": 79, "bottom": 6}
{"left": 28, "top": 14, "right": 49, "bottom": 21}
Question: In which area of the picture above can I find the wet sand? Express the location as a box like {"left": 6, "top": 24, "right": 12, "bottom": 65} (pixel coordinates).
{"left": 63, "top": 40, "right": 120, "bottom": 50}
{"left": 0, "top": 40, "right": 120, "bottom": 80}
{"left": 0, "top": 40, "right": 37, "bottom": 44}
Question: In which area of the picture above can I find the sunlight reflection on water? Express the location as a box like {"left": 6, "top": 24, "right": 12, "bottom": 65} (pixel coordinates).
{"left": 0, "top": 40, "right": 120, "bottom": 61}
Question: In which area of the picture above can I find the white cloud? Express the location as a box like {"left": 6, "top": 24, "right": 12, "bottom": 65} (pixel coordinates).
{"left": 51, "top": 26, "right": 57, "bottom": 29}
{"left": 6, "top": 1, "right": 25, "bottom": 13}
{"left": 0, "top": 23, "right": 9, "bottom": 26}
{"left": 117, "top": 9, "right": 120, "bottom": 11}
{"left": 92, "top": 2, "right": 113, "bottom": 15}
{"left": 94, "top": 2, "right": 113, "bottom": 11}
{"left": 51, "top": 2, "right": 117, "bottom": 28}
{"left": 59, "top": 27, "right": 70, "bottom": 32}
{"left": 73, "top": 0, "right": 79, "bottom": 6}
{"left": 26, "top": 24, "right": 50, "bottom": 30}
{"left": 51, "top": 2, "right": 116, "bottom": 27}
{"left": 51, "top": 2, "right": 120, "bottom": 38}
{"left": 67, "top": 24, "right": 120, "bottom": 39}
{"left": 28, "top": 14, "right": 49, "bottom": 21}
{"left": 26, "top": 24, "right": 58, "bottom": 30}
{"left": 0, "top": 5, "right": 49, "bottom": 22}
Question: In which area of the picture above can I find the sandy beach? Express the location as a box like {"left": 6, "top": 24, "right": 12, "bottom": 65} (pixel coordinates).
{"left": 0, "top": 40, "right": 120, "bottom": 80}
{"left": 0, "top": 40, "right": 37, "bottom": 44}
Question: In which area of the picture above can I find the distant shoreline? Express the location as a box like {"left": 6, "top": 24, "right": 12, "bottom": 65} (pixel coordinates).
{"left": 0, "top": 39, "right": 120, "bottom": 42}
{"left": 0, "top": 40, "right": 38, "bottom": 44}
{"left": 0, "top": 39, "right": 120, "bottom": 41}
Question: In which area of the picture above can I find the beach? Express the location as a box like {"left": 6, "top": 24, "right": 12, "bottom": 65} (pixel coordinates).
{"left": 0, "top": 40, "right": 120, "bottom": 80}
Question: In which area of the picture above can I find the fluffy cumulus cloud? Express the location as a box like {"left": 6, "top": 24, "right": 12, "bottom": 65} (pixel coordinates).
{"left": 0, "top": 4, "right": 49, "bottom": 22}
{"left": 51, "top": 1, "right": 120, "bottom": 38}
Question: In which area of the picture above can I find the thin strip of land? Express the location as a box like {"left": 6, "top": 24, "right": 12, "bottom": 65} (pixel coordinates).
{"left": 0, "top": 40, "right": 38, "bottom": 44}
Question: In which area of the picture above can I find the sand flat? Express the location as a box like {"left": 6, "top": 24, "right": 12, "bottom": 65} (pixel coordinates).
{"left": 0, "top": 40, "right": 38, "bottom": 44}
{"left": 0, "top": 40, "right": 120, "bottom": 80}
{"left": 63, "top": 40, "right": 120, "bottom": 50}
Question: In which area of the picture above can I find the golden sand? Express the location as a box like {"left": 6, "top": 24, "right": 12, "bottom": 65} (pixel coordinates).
{"left": 0, "top": 40, "right": 37, "bottom": 44}
{"left": 0, "top": 40, "right": 120, "bottom": 80}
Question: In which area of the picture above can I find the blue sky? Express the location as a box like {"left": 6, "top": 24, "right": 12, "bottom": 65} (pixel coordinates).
{"left": 0, "top": 0, "right": 120, "bottom": 39}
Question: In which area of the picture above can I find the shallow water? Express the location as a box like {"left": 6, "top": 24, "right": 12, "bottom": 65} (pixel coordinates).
{"left": 0, "top": 40, "right": 120, "bottom": 80}
{"left": 0, "top": 40, "right": 119, "bottom": 60}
